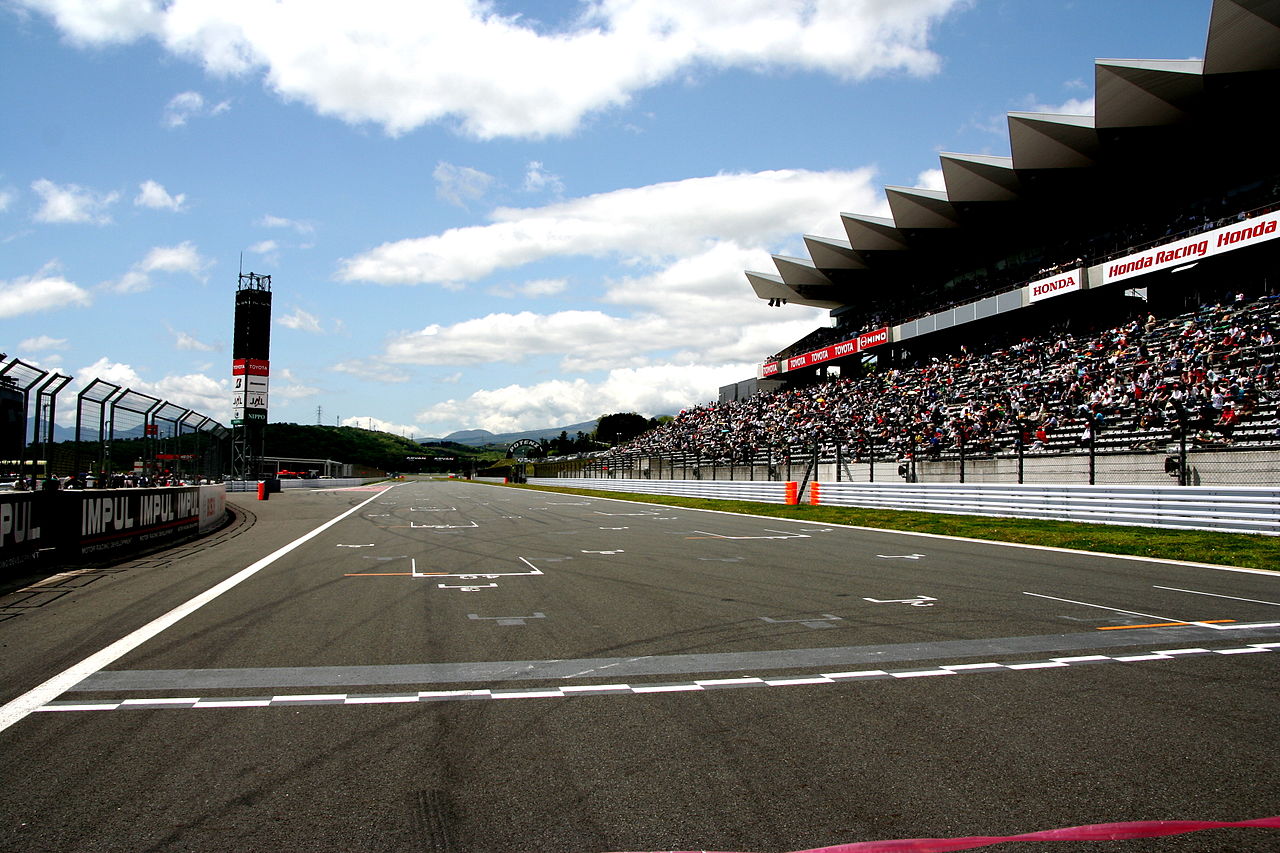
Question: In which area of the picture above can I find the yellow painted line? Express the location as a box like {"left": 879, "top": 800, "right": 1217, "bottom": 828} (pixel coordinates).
{"left": 1097, "top": 619, "right": 1235, "bottom": 631}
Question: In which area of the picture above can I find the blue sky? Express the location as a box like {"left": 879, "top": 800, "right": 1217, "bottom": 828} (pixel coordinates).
{"left": 1, "top": 0, "right": 1211, "bottom": 438}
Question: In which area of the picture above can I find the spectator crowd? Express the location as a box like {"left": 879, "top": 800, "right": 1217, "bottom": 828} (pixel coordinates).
{"left": 613, "top": 293, "right": 1280, "bottom": 464}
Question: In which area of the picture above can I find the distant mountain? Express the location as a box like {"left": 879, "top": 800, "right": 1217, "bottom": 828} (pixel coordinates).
{"left": 425, "top": 420, "right": 599, "bottom": 447}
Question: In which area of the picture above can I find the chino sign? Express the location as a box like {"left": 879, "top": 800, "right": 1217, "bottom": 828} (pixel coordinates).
{"left": 763, "top": 326, "right": 890, "bottom": 377}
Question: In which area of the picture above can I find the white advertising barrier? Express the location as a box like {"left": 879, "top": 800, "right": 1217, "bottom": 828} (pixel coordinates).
{"left": 1103, "top": 210, "right": 1280, "bottom": 285}
{"left": 1027, "top": 268, "right": 1083, "bottom": 303}
{"left": 526, "top": 477, "right": 797, "bottom": 504}
{"left": 198, "top": 484, "right": 226, "bottom": 533}
{"left": 811, "top": 482, "right": 1280, "bottom": 535}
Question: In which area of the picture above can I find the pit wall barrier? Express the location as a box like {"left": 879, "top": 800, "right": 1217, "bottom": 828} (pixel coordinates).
{"left": 225, "top": 478, "right": 383, "bottom": 492}
{"left": 525, "top": 478, "right": 801, "bottom": 505}
{"left": 808, "top": 482, "right": 1280, "bottom": 536}
{"left": 0, "top": 484, "right": 227, "bottom": 577}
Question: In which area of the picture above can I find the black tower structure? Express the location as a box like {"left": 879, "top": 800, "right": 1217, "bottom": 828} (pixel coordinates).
{"left": 231, "top": 272, "right": 272, "bottom": 481}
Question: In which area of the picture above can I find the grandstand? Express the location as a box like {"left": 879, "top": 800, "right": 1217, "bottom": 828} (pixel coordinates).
{"left": 737, "top": 0, "right": 1279, "bottom": 403}
{"left": 586, "top": 0, "right": 1280, "bottom": 488}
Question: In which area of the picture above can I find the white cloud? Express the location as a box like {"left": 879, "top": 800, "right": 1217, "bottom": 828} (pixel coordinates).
{"left": 20, "top": 0, "right": 963, "bottom": 139}
{"left": 341, "top": 416, "right": 423, "bottom": 436}
{"left": 0, "top": 264, "right": 92, "bottom": 318}
{"left": 434, "top": 162, "right": 495, "bottom": 208}
{"left": 31, "top": 178, "right": 119, "bottom": 224}
{"left": 134, "top": 179, "right": 186, "bottom": 211}
{"left": 488, "top": 277, "right": 568, "bottom": 298}
{"left": 415, "top": 363, "right": 756, "bottom": 434}
{"left": 0, "top": 189, "right": 13, "bottom": 212}
{"left": 523, "top": 161, "right": 564, "bottom": 195}
{"left": 376, "top": 241, "right": 822, "bottom": 372}
{"left": 915, "top": 168, "right": 946, "bottom": 191}
{"left": 1023, "top": 95, "right": 1095, "bottom": 116}
{"left": 74, "top": 358, "right": 230, "bottom": 421}
{"left": 279, "top": 307, "right": 323, "bottom": 333}
{"left": 17, "top": 335, "right": 69, "bottom": 352}
{"left": 332, "top": 360, "right": 411, "bottom": 383}
{"left": 339, "top": 167, "right": 883, "bottom": 286}
{"left": 271, "top": 368, "right": 320, "bottom": 400}
{"left": 259, "top": 214, "right": 314, "bottom": 234}
{"left": 351, "top": 170, "right": 855, "bottom": 387}
{"left": 106, "top": 241, "right": 212, "bottom": 293}
{"left": 174, "top": 330, "right": 215, "bottom": 351}
{"left": 162, "top": 90, "right": 230, "bottom": 127}
{"left": 248, "top": 239, "right": 279, "bottom": 254}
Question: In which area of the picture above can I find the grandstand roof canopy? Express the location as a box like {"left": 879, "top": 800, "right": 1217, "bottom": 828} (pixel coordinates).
{"left": 747, "top": 0, "right": 1280, "bottom": 313}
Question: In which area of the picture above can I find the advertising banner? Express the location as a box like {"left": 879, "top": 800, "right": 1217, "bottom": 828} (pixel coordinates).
{"left": 0, "top": 491, "right": 46, "bottom": 574}
{"left": 1103, "top": 210, "right": 1280, "bottom": 284}
{"left": 770, "top": 326, "right": 890, "bottom": 374}
{"left": 1028, "top": 268, "right": 1084, "bottom": 303}
{"left": 231, "top": 358, "right": 271, "bottom": 376}
{"left": 198, "top": 484, "right": 226, "bottom": 534}
{"left": 74, "top": 487, "right": 202, "bottom": 558}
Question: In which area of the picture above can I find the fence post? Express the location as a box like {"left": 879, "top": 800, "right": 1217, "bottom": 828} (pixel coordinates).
{"left": 868, "top": 438, "right": 875, "bottom": 483}
{"left": 958, "top": 435, "right": 966, "bottom": 484}
{"left": 1017, "top": 434, "right": 1024, "bottom": 485}
{"left": 1179, "top": 424, "right": 1189, "bottom": 486}
{"left": 1088, "top": 429, "right": 1096, "bottom": 486}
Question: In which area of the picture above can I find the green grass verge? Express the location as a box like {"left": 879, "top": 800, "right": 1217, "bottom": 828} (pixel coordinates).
{"left": 497, "top": 482, "right": 1280, "bottom": 570}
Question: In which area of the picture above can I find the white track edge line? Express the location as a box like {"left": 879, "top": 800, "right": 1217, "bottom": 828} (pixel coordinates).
{"left": 0, "top": 484, "right": 400, "bottom": 735}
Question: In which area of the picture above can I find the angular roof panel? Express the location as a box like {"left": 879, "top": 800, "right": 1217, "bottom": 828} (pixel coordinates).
{"left": 939, "top": 153, "right": 1022, "bottom": 203}
{"left": 842, "top": 213, "right": 909, "bottom": 251}
{"left": 1204, "top": 0, "right": 1280, "bottom": 74}
{"left": 885, "top": 186, "right": 960, "bottom": 229}
{"left": 1008, "top": 112, "right": 1099, "bottom": 168}
{"left": 1095, "top": 59, "right": 1204, "bottom": 126}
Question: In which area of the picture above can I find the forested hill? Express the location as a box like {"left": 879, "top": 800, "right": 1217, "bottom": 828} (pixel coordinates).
{"left": 263, "top": 424, "right": 495, "bottom": 472}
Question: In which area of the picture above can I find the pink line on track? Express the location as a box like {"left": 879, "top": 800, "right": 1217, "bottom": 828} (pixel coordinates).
{"left": 614, "top": 816, "right": 1280, "bottom": 853}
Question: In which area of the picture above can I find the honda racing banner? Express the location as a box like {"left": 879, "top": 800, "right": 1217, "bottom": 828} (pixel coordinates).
{"left": 1103, "top": 209, "right": 1280, "bottom": 285}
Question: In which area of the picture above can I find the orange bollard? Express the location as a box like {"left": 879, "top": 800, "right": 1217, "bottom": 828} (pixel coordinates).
{"left": 785, "top": 482, "right": 799, "bottom": 505}
{"left": 809, "top": 482, "right": 821, "bottom": 505}
{"left": 257, "top": 480, "right": 268, "bottom": 501}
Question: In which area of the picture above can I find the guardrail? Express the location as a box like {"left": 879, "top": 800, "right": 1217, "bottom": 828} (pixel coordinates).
{"left": 521, "top": 476, "right": 1279, "bottom": 536}
{"left": 810, "top": 482, "right": 1280, "bottom": 536}
{"left": 527, "top": 477, "right": 798, "bottom": 504}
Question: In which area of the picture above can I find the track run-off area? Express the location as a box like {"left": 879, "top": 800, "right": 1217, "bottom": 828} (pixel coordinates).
{"left": 1, "top": 478, "right": 1277, "bottom": 852}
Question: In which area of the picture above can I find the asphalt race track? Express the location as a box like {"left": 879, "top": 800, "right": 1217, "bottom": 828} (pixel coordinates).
{"left": 1, "top": 479, "right": 1277, "bottom": 852}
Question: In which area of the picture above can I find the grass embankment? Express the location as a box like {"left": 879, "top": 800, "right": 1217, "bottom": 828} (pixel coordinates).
{"left": 500, "top": 482, "right": 1280, "bottom": 571}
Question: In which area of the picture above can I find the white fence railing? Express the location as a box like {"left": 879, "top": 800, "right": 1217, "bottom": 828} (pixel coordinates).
{"left": 811, "top": 482, "right": 1280, "bottom": 536}
{"left": 527, "top": 477, "right": 797, "bottom": 504}
{"left": 517, "top": 477, "right": 1279, "bottom": 536}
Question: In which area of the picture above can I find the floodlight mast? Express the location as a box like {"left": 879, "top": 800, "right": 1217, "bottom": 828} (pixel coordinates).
{"left": 231, "top": 271, "right": 272, "bottom": 482}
